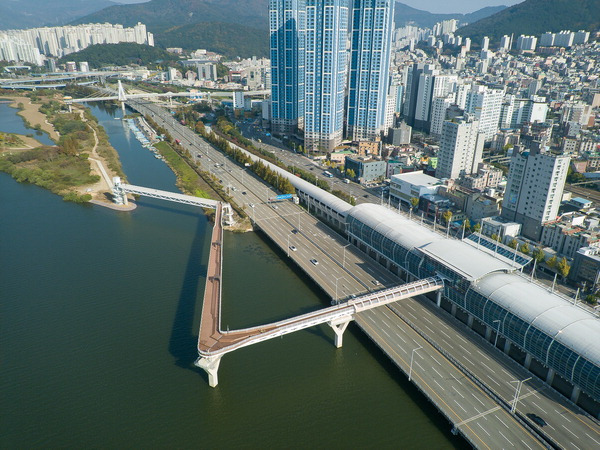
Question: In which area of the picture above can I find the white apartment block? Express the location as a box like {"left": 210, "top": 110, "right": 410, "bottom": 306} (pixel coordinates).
{"left": 430, "top": 95, "right": 455, "bottom": 137}
{"left": 465, "top": 85, "right": 504, "bottom": 141}
{"left": 0, "top": 22, "right": 154, "bottom": 64}
{"left": 436, "top": 117, "right": 484, "bottom": 180}
{"left": 554, "top": 31, "right": 575, "bottom": 48}
{"left": 501, "top": 144, "right": 570, "bottom": 240}
{"left": 516, "top": 35, "right": 537, "bottom": 52}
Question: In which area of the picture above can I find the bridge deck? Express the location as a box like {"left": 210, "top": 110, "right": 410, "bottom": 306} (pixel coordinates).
{"left": 120, "top": 183, "right": 220, "bottom": 209}
{"left": 196, "top": 206, "right": 443, "bottom": 357}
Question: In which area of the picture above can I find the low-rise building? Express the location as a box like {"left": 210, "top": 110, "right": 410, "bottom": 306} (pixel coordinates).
{"left": 569, "top": 246, "right": 600, "bottom": 287}
{"left": 389, "top": 171, "right": 441, "bottom": 206}
{"left": 540, "top": 215, "right": 600, "bottom": 259}
{"left": 481, "top": 216, "right": 522, "bottom": 240}
{"left": 344, "top": 156, "right": 387, "bottom": 184}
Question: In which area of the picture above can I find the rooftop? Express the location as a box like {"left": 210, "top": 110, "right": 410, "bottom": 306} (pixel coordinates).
{"left": 391, "top": 171, "right": 440, "bottom": 187}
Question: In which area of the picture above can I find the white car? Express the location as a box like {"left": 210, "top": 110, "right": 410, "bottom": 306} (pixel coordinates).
{"left": 310, "top": 259, "right": 319, "bottom": 265}
{"left": 289, "top": 245, "right": 297, "bottom": 252}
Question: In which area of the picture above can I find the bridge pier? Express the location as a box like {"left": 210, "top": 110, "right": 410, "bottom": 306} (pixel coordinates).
{"left": 195, "top": 355, "right": 222, "bottom": 388}
{"left": 329, "top": 316, "right": 353, "bottom": 348}
{"left": 223, "top": 203, "right": 235, "bottom": 226}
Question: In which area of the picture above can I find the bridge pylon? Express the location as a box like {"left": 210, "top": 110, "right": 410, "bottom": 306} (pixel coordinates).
{"left": 329, "top": 316, "right": 353, "bottom": 348}
{"left": 117, "top": 80, "right": 127, "bottom": 111}
{"left": 222, "top": 203, "right": 235, "bottom": 226}
{"left": 111, "top": 176, "right": 128, "bottom": 205}
{"left": 195, "top": 355, "right": 222, "bottom": 387}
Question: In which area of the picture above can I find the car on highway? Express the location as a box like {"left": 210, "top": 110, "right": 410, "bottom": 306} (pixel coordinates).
{"left": 242, "top": 191, "right": 247, "bottom": 195}
{"left": 343, "top": 179, "right": 350, "bottom": 184}
{"left": 310, "top": 259, "right": 319, "bottom": 265}
{"left": 372, "top": 280, "right": 381, "bottom": 286}
{"left": 291, "top": 229, "right": 298, "bottom": 234}
{"left": 272, "top": 205, "right": 278, "bottom": 209}
{"left": 289, "top": 245, "right": 297, "bottom": 252}
{"left": 526, "top": 413, "right": 547, "bottom": 427}
{"left": 249, "top": 203, "right": 254, "bottom": 207}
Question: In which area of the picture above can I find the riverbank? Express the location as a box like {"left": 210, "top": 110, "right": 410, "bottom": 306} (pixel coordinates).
{"left": 6, "top": 95, "right": 60, "bottom": 142}
{"left": 0, "top": 132, "right": 42, "bottom": 150}
{"left": 0, "top": 94, "right": 126, "bottom": 204}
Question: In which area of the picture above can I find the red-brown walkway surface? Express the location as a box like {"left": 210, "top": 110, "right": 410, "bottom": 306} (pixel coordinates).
{"left": 197, "top": 204, "right": 278, "bottom": 354}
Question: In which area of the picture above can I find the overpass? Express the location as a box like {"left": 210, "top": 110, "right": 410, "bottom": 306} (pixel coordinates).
{"left": 194, "top": 203, "right": 444, "bottom": 387}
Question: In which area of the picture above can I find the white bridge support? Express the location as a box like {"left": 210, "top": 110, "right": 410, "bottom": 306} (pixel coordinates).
{"left": 329, "top": 316, "right": 353, "bottom": 348}
{"left": 195, "top": 355, "right": 222, "bottom": 388}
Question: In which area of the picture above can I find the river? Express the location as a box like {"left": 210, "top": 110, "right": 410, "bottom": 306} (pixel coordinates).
{"left": 0, "top": 101, "right": 465, "bottom": 448}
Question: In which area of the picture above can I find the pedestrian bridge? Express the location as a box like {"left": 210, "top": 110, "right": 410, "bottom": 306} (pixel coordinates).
{"left": 111, "top": 177, "right": 234, "bottom": 224}
{"left": 195, "top": 204, "right": 444, "bottom": 387}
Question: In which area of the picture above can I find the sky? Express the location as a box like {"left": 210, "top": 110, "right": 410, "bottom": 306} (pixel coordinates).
{"left": 394, "top": 0, "right": 523, "bottom": 14}
{"left": 114, "top": 0, "right": 524, "bottom": 14}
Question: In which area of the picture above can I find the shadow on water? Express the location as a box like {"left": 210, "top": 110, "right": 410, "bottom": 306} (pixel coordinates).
{"left": 134, "top": 199, "right": 206, "bottom": 219}
{"left": 168, "top": 215, "right": 208, "bottom": 373}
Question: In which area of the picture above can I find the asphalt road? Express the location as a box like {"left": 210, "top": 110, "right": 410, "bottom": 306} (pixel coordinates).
{"left": 392, "top": 297, "right": 600, "bottom": 449}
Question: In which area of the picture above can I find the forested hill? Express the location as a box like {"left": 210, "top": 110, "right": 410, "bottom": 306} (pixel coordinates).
{"left": 457, "top": 0, "right": 600, "bottom": 45}
{"left": 58, "top": 43, "right": 179, "bottom": 69}
{"left": 73, "top": 0, "right": 505, "bottom": 58}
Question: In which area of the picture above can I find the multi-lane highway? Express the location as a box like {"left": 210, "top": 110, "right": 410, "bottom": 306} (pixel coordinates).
{"left": 126, "top": 99, "right": 600, "bottom": 449}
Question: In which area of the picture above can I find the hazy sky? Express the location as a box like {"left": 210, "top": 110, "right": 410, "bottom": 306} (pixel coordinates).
{"left": 114, "top": 1, "right": 525, "bottom": 14}
{"left": 392, "top": 1, "right": 523, "bottom": 14}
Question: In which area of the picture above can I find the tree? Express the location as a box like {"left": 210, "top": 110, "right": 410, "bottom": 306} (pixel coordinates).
{"left": 491, "top": 233, "right": 501, "bottom": 242}
{"left": 410, "top": 197, "right": 419, "bottom": 210}
{"left": 520, "top": 242, "right": 530, "bottom": 255}
{"left": 463, "top": 218, "right": 471, "bottom": 232}
{"left": 546, "top": 255, "right": 557, "bottom": 269}
{"left": 532, "top": 247, "right": 545, "bottom": 264}
{"left": 557, "top": 257, "right": 570, "bottom": 279}
{"left": 442, "top": 210, "right": 453, "bottom": 226}
{"left": 508, "top": 238, "right": 518, "bottom": 249}
{"left": 345, "top": 168, "right": 356, "bottom": 179}
{"left": 472, "top": 222, "right": 481, "bottom": 233}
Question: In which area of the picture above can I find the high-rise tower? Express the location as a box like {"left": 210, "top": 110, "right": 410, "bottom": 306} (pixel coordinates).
{"left": 269, "top": 0, "right": 306, "bottom": 135}
{"left": 304, "top": 0, "right": 349, "bottom": 152}
{"left": 346, "top": 0, "right": 395, "bottom": 142}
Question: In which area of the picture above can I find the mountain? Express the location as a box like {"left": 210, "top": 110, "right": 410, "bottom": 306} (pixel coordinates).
{"left": 457, "top": 0, "right": 600, "bottom": 45}
{"left": 72, "top": 0, "right": 268, "bottom": 31}
{"left": 58, "top": 43, "right": 179, "bottom": 69}
{"left": 0, "top": 0, "right": 117, "bottom": 30}
{"left": 393, "top": 3, "right": 507, "bottom": 29}
{"left": 159, "top": 22, "right": 269, "bottom": 59}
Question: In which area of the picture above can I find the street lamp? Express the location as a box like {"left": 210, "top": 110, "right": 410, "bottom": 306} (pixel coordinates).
{"left": 342, "top": 244, "right": 351, "bottom": 268}
{"left": 510, "top": 377, "right": 532, "bottom": 414}
{"left": 334, "top": 275, "right": 344, "bottom": 302}
{"left": 493, "top": 319, "right": 501, "bottom": 348}
{"left": 409, "top": 345, "right": 423, "bottom": 382}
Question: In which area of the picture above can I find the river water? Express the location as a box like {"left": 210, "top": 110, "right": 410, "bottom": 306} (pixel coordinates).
{"left": 0, "top": 102, "right": 464, "bottom": 448}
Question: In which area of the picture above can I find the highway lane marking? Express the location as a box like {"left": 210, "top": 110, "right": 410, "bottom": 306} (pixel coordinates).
{"left": 498, "top": 430, "right": 514, "bottom": 446}
{"left": 563, "top": 425, "right": 578, "bottom": 438}
{"left": 570, "top": 442, "right": 581, "bottom": 450}
{"left": 431, "top": 367, "right": 443, "bottom": 378}
{"left": 585, "top": 433, "right": 600, "bottom": 445}
{"left": 521, "top": 439, "right": 533, "bottom": 450}
{"left": 472, "top": 393, "right": 487, "bottom": 407}
{"left": 477, "top": 423, "right": 491, "bottom": 437}
{"left": 452, "top": 386, "right": 465, "bottom": 398}
{"left": 497, "top": 417, "right": 510, "bottom": 429}
{"left": 555, "top": 409, "right": 571, "bottom": 422}
{"left": 480, "top": 361, "right": 494, "bottom": 372}
{"left": 454, "top": 399, "right": 468, "bottom": 414}
{"left": 381, "top": 328, "right": 391, "bottom": 338}
{"left": 434, "top": 380, "right": 445, "bottom": 391}
{"left": 438, "top": 329, "right": 452, "bottom": 340}
{"left": 462, "top": 355, "right": 475, "bottom": 366}
{"left": 394, "top": 332, "right": 407, "bottom": 344}
{"left": 431, "top": 356, "right": 442, "bottom": 366}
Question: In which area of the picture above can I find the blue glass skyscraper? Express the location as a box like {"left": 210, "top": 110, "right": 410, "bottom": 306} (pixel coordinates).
{"left": 269, "top": 0, "right": 305, "bottom": 135}
{"left": 304, "top": 0, "right": 348, "bottom": 152}
{"left": 346, "top": 0, "right": 394, "bottom": 141}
